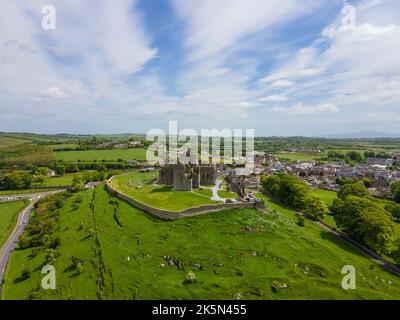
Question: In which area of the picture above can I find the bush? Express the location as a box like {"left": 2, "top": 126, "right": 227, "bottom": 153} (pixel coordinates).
{"left": 296, "top": 215, "right": 306, "bottom": 227}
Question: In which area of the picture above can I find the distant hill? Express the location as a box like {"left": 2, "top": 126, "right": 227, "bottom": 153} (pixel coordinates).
{"left": 324, "top": 131, "right": 400, "bottom": 139}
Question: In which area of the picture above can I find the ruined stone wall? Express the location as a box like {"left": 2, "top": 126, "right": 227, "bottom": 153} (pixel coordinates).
{"left": 157, "top": 165, "right": 174, "bottom": 185}
{"left": 199, "top": 165, "right": 216, "bottom": 185}
{"left": 106, "top": 174, "right": 263, "bottom": 221}
{"left": 173, "top": 164, "right": 192, "bottom": 191}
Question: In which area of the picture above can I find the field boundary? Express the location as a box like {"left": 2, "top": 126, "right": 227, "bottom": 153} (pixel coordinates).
{"left": 106, "top": 173, "right": 264, "bottom": 220}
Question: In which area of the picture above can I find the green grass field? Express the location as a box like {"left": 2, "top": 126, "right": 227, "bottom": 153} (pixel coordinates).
{"left": 109, "top": 171, "right": 219, "bottom": 211}
{"left": 311, "top": 189, "right": 337, "bottom": 208}
{"left": 0, "top": 201, "right": 28, "bottom": 248}
{"left": 32, "top": 172, "right": 87, "bottom": 187}
{"left": 275, "top": 152, "right": 325, "bottom": 161}
{"left": 3, "top": 186, "right": 400, "bottom": 300}
{"left": 54, "top": 149, "right": 147, "bottom": 162}
{"left": 0, "top": 136, "right": 31, "bottom": 149}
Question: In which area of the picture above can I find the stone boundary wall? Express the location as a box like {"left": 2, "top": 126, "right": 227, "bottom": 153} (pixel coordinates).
{"left": 106, "top": 174, "right": 261, "bottom": 220}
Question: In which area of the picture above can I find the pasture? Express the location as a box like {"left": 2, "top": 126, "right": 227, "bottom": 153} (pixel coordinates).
{"left": 3, "top": 187, "right": 400, "bottom": 300}
{"left": 54, "top": 148, "right": 147, "bottom": 162}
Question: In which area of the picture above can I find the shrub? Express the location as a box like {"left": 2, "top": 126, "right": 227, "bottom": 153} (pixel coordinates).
{"left": 296, "top": 215, "right": 306, "bottom": 227}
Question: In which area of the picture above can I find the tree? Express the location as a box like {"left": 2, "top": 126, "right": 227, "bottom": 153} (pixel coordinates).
{"left": 345, "top": 151, "right": 363, "bottom": 163}
{"left": 394, "top": 189, "right": 400, "bottom": 204}
{"left": 376, "top": 152, "right": 391, "bottom": 158}
{"left": 302, "top": 194, "right": 329, "bottom": 219}
{"left": 338, "top": 181, "right": 369, "bottom": 199}
{"left": 261, "top": 173, "right": 326, "bottom": 218}
{"left": 364, "top": 151, "right": 376, "bottom": 158}
{"left": 66, "top": 163, "right": 79, "bottom": 173}
{"left": 390, "top": 181, "right": 400, "bottom": 195}
{"left": 4, "top": 173, "right": 25, "bottom": 189}
{"left": 331, "top": 196, "right": 394, "bottom": 254}
{"left": 33, "top": 167, "right": 48, "bottom": 185}
{"left": 385, "top": 203, "right": 400, "bottom": 221}
{"left": 72, "top": 175, "right": 81, "bottom": 185}
{"left": 96, "top": 163, "right": 107, "bottom": 172}
{"left": 22, "top": 173, "right": 33, "bottom": 189}
{"left": 361, "top": 177, "right": 373, "bottom": 188}
{"left": 55, "top": 164, "right": 66, "bottom": 176}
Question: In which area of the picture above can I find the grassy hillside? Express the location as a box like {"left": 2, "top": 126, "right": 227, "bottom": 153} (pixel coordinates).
{"left": 0, "top": 145, "right": 54, "bottom": 166}
{"left": 3, "top": 186, "right": 400, "bottom": 300}
{"left": 0, "top": 136, "right": 31, "bottom": 149}
{"left": 109, "top": 171, "right": 218, "bottom": 211}
{"left": 0, "top": 201, "right": 28, "bottom": 248}
{"left": 54, "top": 149, "right": 147, "bottom": 162}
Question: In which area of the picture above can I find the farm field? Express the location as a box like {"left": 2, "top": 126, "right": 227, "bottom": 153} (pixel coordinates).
{"left": 275, "top": 152, "right": 325, "bottom": 161}
{"left": 0, "top": 201, "right": 28, "bottom": 248}
{"left": 109, "top": 171, "right": 219, "bottom": 211}
{"left": 32, "top": 172, "right": 87, "bottom": 187}
{"left": 3, "top": 186, "right": 400, "bottom": 300}
{"left": 0, "top": 136, "right": 31, "bottom": 149}
{"left": 54, "top": 148, "right": 147, "bottom": 162}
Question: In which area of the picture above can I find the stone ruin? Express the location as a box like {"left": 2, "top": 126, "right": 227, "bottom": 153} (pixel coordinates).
{"left": 225, "top": 172, "right": 247, "bottom": 198}
{"left": 157, "top": 162, "right": 217, "bottom": 191}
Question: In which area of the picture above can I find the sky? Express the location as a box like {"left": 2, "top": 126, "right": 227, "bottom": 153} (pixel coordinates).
{"left": 0, "top": 0, "right": 400, "bottom": 136}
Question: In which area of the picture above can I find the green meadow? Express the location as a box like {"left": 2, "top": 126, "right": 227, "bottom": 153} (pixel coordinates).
{"left": 0, "top": 201, "right": 28, "bottom": 248}
{"left": 109, "top": 171, "right": 218, "bottom": 211}
{"left": 54, "top": 149, "right": 147, "bottom": 162}
{"left": 32, "top": 172, "right": 87, "bottom": 187}
{"left": 0, "top": 136, "right": 31, "bottom": 149}
{"left": 3, "top": 186, "right": 400, "bottom": 300}
{"left": 275, "top": 152, "right": 325, "bottom": 162}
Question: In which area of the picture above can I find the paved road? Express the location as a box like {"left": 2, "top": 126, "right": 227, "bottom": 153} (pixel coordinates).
{"left": 0, "top": 202, "right": 34, "bottom": 291}
{"left": 0, "top": 190, "right": 61, "bottom": 203}
{"left": 0, "top": 190, "right": 65, "bottom": 294}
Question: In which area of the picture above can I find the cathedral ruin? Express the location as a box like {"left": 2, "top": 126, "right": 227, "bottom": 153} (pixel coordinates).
{"left": 157, "top": 163, "right": 217, "bottom": 191}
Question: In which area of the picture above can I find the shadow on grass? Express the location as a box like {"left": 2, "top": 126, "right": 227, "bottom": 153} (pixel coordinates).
{"left": 150, "top": 186, "right": 172, "bottom": 193}
{"left": 320, "top": 230, "right": 365, "bottom": 258}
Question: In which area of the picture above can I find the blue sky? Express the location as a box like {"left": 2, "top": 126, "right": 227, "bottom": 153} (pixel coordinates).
{"left": 1, "top": 0, "right": 400, "bottom": 136}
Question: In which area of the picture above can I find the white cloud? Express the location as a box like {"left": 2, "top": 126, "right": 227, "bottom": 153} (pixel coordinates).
{"left": 172, "top": 0, "right": 323, "bottom": 61}
{"left": 260, "top": 0, "right": 400, "bottom": 113}
{"left": 258, "top": 95, "right": 288, "bottom": 102}
{"left": 270, "top": 103, "right": 339, "bottom": 115}
{"left": 272, "top": 80, "right": 295, "bottom": 88}
{"left": 0, "top": 0, "right": 157, "bottom": 108}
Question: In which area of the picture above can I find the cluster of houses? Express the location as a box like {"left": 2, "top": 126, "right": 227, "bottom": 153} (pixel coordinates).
{"left": 261, "top": 154, "right": 400, "bottom": 197}
{"left": 99, "top": 140, "right": 143, "bottom": 149}
{"left": 220, "top": 152, "right": 400, "bottom": 198}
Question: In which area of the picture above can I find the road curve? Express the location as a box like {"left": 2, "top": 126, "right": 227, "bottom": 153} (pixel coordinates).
{"left": 0, "top": 190, "right": 65, "bottom": 295}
